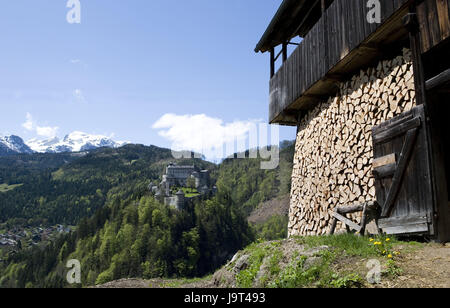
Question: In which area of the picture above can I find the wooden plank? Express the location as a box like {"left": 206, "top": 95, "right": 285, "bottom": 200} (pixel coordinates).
{"left": 417, "top": 1, "right": 431, "bottom": 52}
{"left": 337, "top": 204, "right": 364, "bottom": 214}
{"left": 426, "top": 68, "right": 450, "bottom": 90}
{"left": 426, "top": 0, "right": 442, "bottom": 48}
{"left": 373, "top": 163, "right": 397, "bottom": 179}
{"left": 379, "top": 214, "right": 429, "bottom": 235}
{"left": 382, "top": 223, "right": 429, "bottom": 235}
{"left": 337, "top": 201, "right": 378, "bottom": 214}
{"left": 378, "top": 214, "right": 429, "bottom": 228}
{"left": 373, "top": 154, "right": 397, "bottom": 169}
{"left": 330, "top": 211, "right": 362, "bottom": 232}
{"left": 436, "top": 0, "right": 450, "bottom": 40}
{"left": 381, "top": 128, "right": 420, "bottom": 217}
{"left": 373, "top": 117, "right": 421, "bottom": 144}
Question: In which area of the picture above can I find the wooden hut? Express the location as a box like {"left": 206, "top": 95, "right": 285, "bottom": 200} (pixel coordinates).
{"left": 255, "top": 0, "right": 450, "bottom": 241}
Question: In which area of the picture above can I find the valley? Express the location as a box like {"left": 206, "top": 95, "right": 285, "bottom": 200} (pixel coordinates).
{"left": 0, "top": 142, "right": 294, "bottom": 288}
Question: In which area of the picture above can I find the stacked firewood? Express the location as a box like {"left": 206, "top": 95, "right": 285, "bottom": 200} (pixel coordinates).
{"left": 289, "top": 48, "right": 416, "bottom": 236}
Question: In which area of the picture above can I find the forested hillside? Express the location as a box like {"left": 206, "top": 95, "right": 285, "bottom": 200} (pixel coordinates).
{"left": 0, "top": 145, "right": 212, "bottom": 226}
{"left": 0, "top": 141, "right": 295, "bottom": 288}
{"left": 214, "top": 140, "right": 294, "bottom": 215}
{"left": 0, "top": 193, "right": 252, "bottom": 287}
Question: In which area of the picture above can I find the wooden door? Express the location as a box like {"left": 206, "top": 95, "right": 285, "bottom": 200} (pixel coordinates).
{"left": 372, "top": 105, "right": 434, "bottom": 236}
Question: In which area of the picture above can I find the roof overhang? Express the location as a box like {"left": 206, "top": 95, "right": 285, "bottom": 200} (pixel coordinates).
{"left": 255, "top": 0, "right": 332, "bottom": 53}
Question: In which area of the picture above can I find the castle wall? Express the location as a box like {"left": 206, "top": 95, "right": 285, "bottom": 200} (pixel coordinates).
{"left": 289, "top": 49, "right": 417, "bottom": 237}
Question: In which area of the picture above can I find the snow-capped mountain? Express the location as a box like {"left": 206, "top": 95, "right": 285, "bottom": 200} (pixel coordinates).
{"left": 0, "top": 135, "right": 34, "bottom": 156}
{"left": 26, "top": 131, "right": 128, "bottom": 153}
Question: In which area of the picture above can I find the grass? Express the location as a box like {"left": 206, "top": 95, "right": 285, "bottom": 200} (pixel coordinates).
{"left": 0, "top": 183, "right": 23, "bottom": 193}
{"left": 181, "top": 188, "right": 201, "bottom": 198}
{"left": 231, "top": 234, "right": 423, "bottom": 288}
{"left": 169, "top": 187, "right": 201, "bottom": 198}
{"left": 294, "top": 233, "right": 405, "bottom": 258}
{"left": 236, "top": 243, "right": 272, "bottom": 288}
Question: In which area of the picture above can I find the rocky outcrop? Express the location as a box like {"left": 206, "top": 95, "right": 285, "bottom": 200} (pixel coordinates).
{"left": 212, "top": 239, "right": 329, "bottom": 288}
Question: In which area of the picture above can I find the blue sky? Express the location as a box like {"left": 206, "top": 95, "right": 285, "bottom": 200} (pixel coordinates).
{"left": 0, "top": 0, "right": 296, "bottom": 155}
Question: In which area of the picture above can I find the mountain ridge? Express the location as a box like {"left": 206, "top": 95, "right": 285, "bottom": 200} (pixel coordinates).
{"left": 0, "top": 132, "right": 128, "bottom": 155}
{"left": 0, "top": 135, "right": 33, "bottom": 156}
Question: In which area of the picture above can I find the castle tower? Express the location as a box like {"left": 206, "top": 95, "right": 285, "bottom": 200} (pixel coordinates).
{"left": 175, "top": 190, "right": 185, "bottom": 210}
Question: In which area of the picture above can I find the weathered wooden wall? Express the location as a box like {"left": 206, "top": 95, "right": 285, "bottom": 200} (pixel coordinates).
{"left": 417, "top": 0, "right": 450, "bottom": 53}
{"left": 373, "top": 105, "right": 434, "bottom": 236}
{"left": 289, "top": 50, "right": 416, "bottom": 236}
{"left": 270, "top": 0, "right": 411, "bottom": 124}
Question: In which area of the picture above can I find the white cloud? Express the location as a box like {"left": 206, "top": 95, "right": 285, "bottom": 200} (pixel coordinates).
{"left": 21, "top": 113, "right": 59, "bottom": 138}
{"left": 153, "top": 113, "right": 263, "bottom": 159}
{"left": 70, "top": 59, "right": 81, "bottom": 64}
{"left": 22, "top": 112, "right": 34, "bottom": 131}
{"left": 36, "top": 126, "right": 59, "bottom": 138}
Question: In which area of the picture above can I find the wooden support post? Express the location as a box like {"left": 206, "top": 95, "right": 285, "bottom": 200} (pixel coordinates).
{"left": 403, "top": 10, "right": 427, "bottom": 106}
{"left": 329, "top": 215, "right": 338, "bottom": 235}
{"left": 359, "top": 204, "right": 369, "bottom": 235}
{"left": 282, "top": 42, "right": 288, "bottom": 63}
{"left": 270, "top": 47, "right": 275, "bottom": 78}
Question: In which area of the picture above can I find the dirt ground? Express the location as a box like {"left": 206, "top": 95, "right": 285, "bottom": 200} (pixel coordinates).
{"left": 381, "top": 243, "right": 450, "bottom": 288}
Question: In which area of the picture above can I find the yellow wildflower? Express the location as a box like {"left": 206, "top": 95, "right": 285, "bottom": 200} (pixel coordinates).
{"left": 369, "top": 238, "right": 374, "bottom": 242}
{"left": 386, "top": 238, "right": 391, "bottom": 242}
{"left": 388, "top": 254, "right": 393, "bottom": 258}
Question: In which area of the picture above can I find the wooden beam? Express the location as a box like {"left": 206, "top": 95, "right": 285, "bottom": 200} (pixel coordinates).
{"left": 373, "top": 154, "right": 397, "bottom": 169}
{"left": 403, "top": 10, "right": 427, "bottom": 106}
{"left": 270, "top": 48, "right": 275, "bottom": 78}
{"left": 426, "top": 68, "right": 450, "bottom": 91}
{"left": 330, "top": 211, "right": 362, "bottom": 232}
{"left": 337, "top": 204, "right": 364, "bottom": 214}
{"left": 372, "top": 116, "right": 421, "bottom": 144}
{"left": 282, "top": 42, "right": 288, "bottom": 63}
{"left": 373, "top": 163, "right": 397, "bottom": 179}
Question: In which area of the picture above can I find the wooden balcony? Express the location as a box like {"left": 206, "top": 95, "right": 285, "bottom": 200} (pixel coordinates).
{"left": 269, "top": 0, "right": 412, "bottom": 125}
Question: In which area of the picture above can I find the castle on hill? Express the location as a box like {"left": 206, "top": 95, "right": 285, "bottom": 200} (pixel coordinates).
{"left": 150, "top": 163, "right": 214, "bottom": 210}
